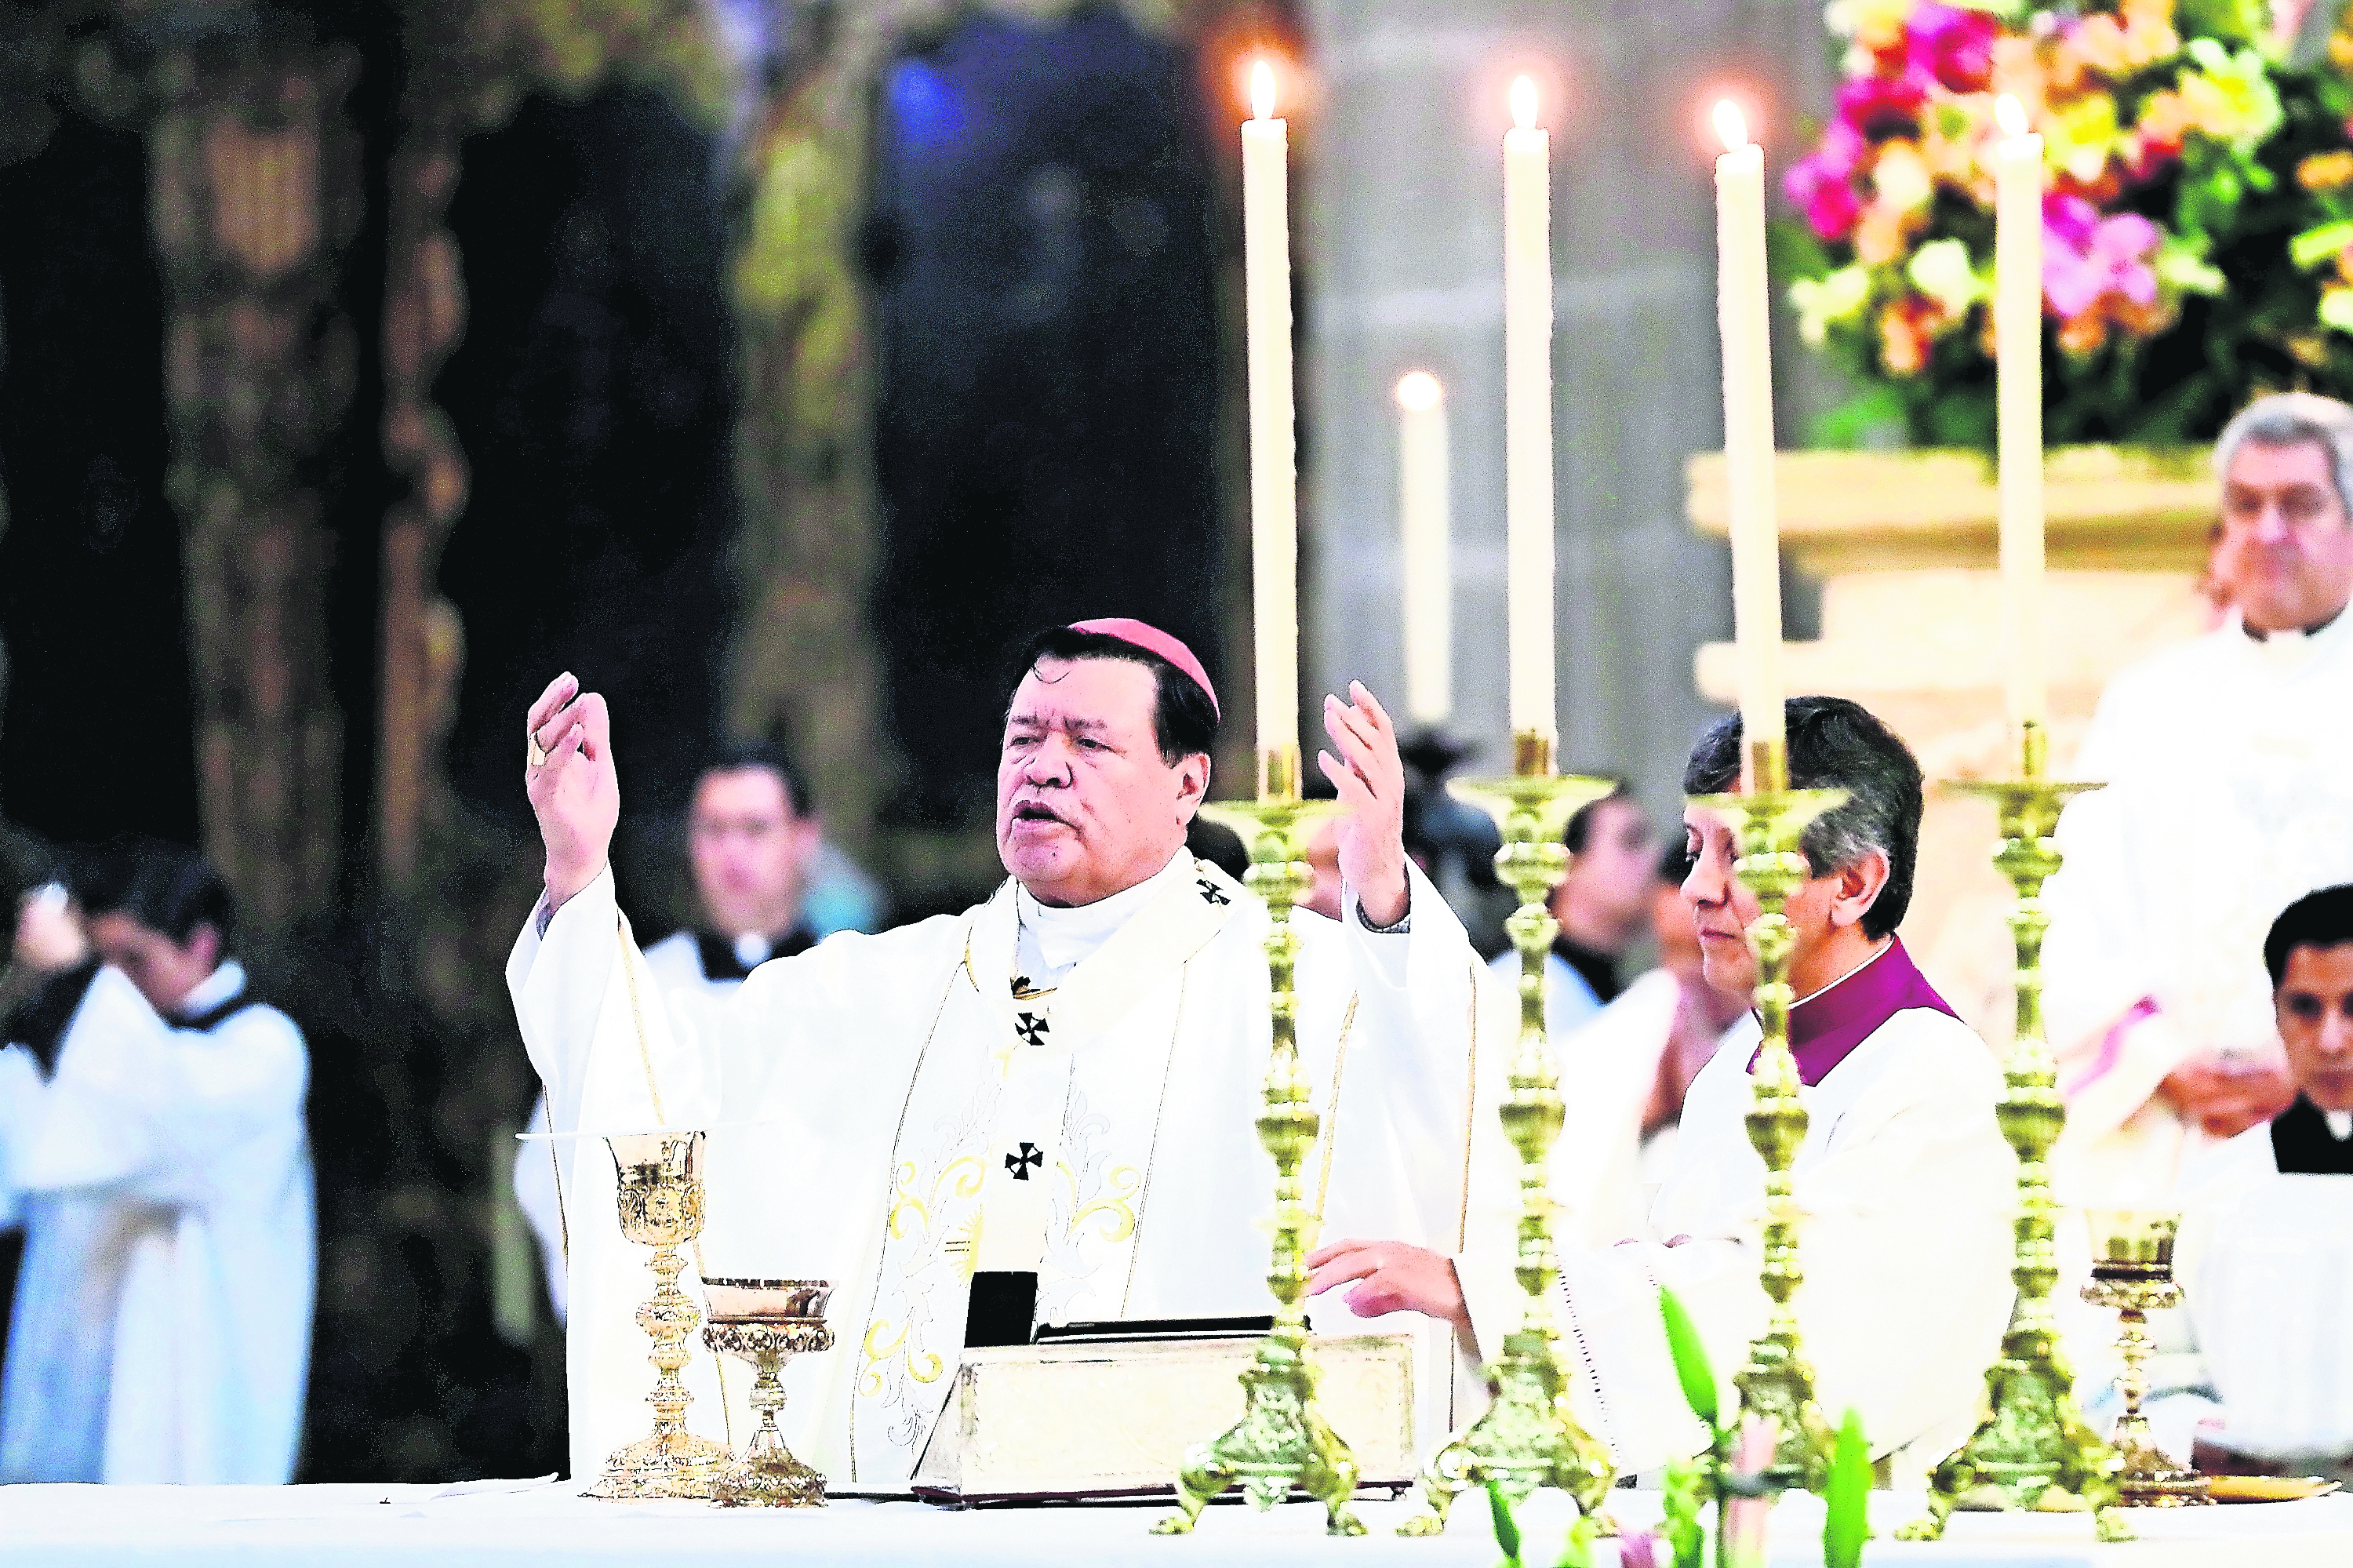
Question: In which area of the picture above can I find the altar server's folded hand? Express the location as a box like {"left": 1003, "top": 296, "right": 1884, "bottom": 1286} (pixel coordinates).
{"left": 525, "top": 671, "right": 620, "bottom": 911}
{"left": 1318, "top": 682, "right": 1409, "bottom": 928}
{"left": 2158, "top": 1052, "right": 2297, "bottom": 1141}
{"left": 1304, "top": 1238, "right": 1467, "bottom": 1333}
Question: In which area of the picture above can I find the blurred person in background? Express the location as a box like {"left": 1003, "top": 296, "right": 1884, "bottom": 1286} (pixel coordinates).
{"left": 1485, "top": 780, "right": 1659, "bottom": 1042}
{"left": 2046, "top": 393, "right": 2353, "bottom": 1199}
{"left": 0, "top": 840, "right": 313, "bottom": 1483}
{"left": 514, "top": 739, "right": 878, "bottom": 1322}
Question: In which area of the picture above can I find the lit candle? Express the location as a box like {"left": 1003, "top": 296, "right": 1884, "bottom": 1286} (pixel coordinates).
{"left": 1993, "top": 93, "right": 2047, "bottom": 732}
{"left": 1503, "top": 75, "right": 1555, "bottom": 744}
{"left": 1712, "top": 100, "right": 1784, "bottom": 756}
{"left": 1395, "top": 371, "right": 1451, "bottom": 726}
{"left": 1242, "top": 60, "right": 1298, "bottom": 755}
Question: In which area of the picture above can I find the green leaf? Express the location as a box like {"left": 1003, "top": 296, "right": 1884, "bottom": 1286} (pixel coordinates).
{"left": 1766, "top": 217, "right": 1834, "bottom": 283}
{"left": 1823, "top": 1407, "right": 1872, "bottom": 1568}
{"left": 1657, "top": 1286, "right": 1719, "bottom": 1428}
{"left": 1486, "top": 1479, "right": 1522, "bottom": 1566}
{"left": 1555, "top": 1508, "right": 1597, "bottom": 1568}
{"left": 2291, "top": 220, "right": 2353, "bottom": 271}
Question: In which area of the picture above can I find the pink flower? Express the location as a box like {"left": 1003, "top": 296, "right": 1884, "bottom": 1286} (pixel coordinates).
{"left": 2042, "top": 193, "right": 2161, "bottom": 318}
{"left": 1786, "top": 119, "right": 1868, "bottom": 239}
{"left": 1837, "top": 69, "right": 1929, "bottom": 139}
{"left": 1907, "top": 2, "right": 1999, "bottom": 93}
{"left": 1617, "top": 1529, "right": 1663, "bottom": 1568}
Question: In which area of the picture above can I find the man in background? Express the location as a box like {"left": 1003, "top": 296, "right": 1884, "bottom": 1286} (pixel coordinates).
{"left": 1485, "top": 780, "right": 1659, "bottom": 1044}
{"left": 0, "top": 841, "right": 313, "bottom": 1483}
{"left": 514, "top": 740, "right": 875, "bottom": 1321}
{"left": 2045, "top": 392, "right": 2353, "bottom": 1199}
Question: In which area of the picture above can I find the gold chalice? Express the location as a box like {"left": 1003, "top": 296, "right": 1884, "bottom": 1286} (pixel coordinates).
{"left": 702, "top": 1279, "right": 835, "bottom": 1508}
{"left": 2079, "top": 1210, "right": 2210, "bottom": 1509}
{"left": 587, "top": 1131, "right": 733, "bottom": 1500}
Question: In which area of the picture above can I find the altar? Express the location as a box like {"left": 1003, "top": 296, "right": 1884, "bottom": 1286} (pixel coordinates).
{"left": 3, "top": 1481, "right": 2349, "bottom": 1568}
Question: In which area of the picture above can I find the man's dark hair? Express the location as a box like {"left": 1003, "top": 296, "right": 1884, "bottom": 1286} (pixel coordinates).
{"left": 1681, "top": 696, "right": 1924, "bottom": 940}
{"left": 700, "top": 737, "right": 812, "bottom": 820}
{"left": 1563, "top": 777, "right": 1631, "bottom": 855}
{"left": 2264, "top": 883, "right": 2353, "bottom": 987}
{"left": 0, "top": 823, "right": 56, "bottom": 910}
{"left": 1002, "top": 626, "right": 1219, "bottom": 766}
{"left": 75, "top": 838, "right": 236, "bottom": 948}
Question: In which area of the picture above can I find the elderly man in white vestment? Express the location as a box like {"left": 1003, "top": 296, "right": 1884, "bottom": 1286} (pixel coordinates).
{"left": 0, "top": 844, "right": 314, "bottom": 1484}
{"left": 1307, "top": 697, "right": 2013, "bottom": 1479}
{"left": 511, "top": 620, "right": 1483, "bottom": 1489}
{"left": 2043, "top": 393, "right": 2353, "bottom": 1201}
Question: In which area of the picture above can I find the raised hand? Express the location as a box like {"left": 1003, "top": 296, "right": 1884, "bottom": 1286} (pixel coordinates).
{"left": 1318, "top": 681, "right": 1409, "bottom": 927}
{"left": 525, "top": 672, "right": 619, "bottom": 911}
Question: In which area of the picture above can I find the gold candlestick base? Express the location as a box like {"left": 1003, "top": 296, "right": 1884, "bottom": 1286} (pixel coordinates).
{"left": 1688, "top": 740, "right": 1846, "bottom": 1495}
{"left": 1155, "top": 748, "right": 1362, "bottom": 1537}
{"left": 1398, "top": 735, "right": 1620, "bottom": 1537}
{"left": 1903, "top": 722, "right": 2126, "bottom": 1542}
{"left": 2082, "top": 1211, "right": 2211, "bottom": 1512}
{"left": 704, "top": 1279, "right": 835, "bottom": 1508}
{"left": 587, "top": 1132, "right": 733, "bottom": 1500}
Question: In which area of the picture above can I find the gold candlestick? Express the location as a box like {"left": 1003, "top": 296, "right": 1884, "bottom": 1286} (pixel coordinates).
{"left": 1155, "top": 744, "right": 1362, "bottom": 1537}
{"left": 1687, "top": 737, "right": 1845, "bottom": 1493}
{"left": 2081, "top": 1210, "right": 2211, "bottom": 1511}
{"left": 587, "top": 1131, "right": 733, "bottom": 1500}
{"left": 703, "top": 1279, "right": 835, "bottom": 1508}
{"left": 1397, "top": 728, "right": 1619, "bottom": 1536}
{"left": 1903, "top": 721, "right": 2125, "bottom": 1542}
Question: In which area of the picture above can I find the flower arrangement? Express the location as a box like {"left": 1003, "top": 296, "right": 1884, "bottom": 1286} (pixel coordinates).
{"left": 1777, "top": 0, "right": 2353, "bottom": 448}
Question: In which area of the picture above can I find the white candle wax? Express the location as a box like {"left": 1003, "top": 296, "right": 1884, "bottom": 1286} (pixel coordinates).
{"left": 1994, "top": 96, "right": 2047, "bottom": 730}
{"left": 1713, "top": 104, "right": 1784, "bottom": 753}
{"left": 1396, "top": 372, "right": 1451, "bottom": 726}
{"left": 1242, "top": 63, "right": 1298, "bottom": 755}
{"left": 1504, "top": 77, "right": 1555, "bottom": 742}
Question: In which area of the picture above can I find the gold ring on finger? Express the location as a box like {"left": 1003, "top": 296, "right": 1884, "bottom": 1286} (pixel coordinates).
{"left": 527, "top": 730, "right": 548, "bottom": 769}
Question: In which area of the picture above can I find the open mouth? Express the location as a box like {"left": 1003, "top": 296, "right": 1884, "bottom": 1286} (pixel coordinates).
{"left": 1011, "top": 801, "right": 1067, "bottom": 828}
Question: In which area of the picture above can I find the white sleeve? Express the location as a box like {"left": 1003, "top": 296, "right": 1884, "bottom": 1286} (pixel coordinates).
{"left": 9, "top": 970, "right": 305, "bottom": 1208}
{"left": 0, "top": 1043, "right": 43, "bottom": 1230}
{"left": 1321, "top": 860, "right": 1481, "bottom": 1251}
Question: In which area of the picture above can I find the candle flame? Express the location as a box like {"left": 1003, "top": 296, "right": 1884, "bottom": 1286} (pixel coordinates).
{"left": 1250, "top": 59, "right": 1276, "bottom": 122}
{"left": 1510, "top": 76, "right": 1537, "bottom": 132}
{"left": 1995, "top": 93, "right": 2028, "bottom": 140}
{"left": 1395, "top": 371, "right": 1442, "bottom": 412}
{"left": 1712, "top": 100, "right": 1749, "bottom": 153}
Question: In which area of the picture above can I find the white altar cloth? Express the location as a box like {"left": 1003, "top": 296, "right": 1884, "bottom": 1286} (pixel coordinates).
{"left": 2, "top": 1478, "right": 2348, "bottom": 1567}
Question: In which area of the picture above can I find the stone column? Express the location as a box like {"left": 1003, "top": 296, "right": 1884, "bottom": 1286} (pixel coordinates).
{"left": 1301, "top": 1, "right": 1836, "bottom": 796}
{"left": 151, "top": 45, "right": 360, "bottom": 936}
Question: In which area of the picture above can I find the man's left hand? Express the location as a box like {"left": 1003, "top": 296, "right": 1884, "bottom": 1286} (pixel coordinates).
{"left": 1304, "top": 1238, "right": 1467, "bottom": 1333}
{"left": 1318, "top": 682, "right": 1409, "bottom": 927}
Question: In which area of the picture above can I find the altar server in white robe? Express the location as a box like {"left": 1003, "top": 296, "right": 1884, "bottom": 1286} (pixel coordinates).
{"left": 1308, "top": 697, "right": 2013, "bottom": 1479}
{"left": 2043, "top": 393, "right": 2353, "bottom": 1202}
{"left": 511, "top": 737, "right": 864, "bottom": 1322}
{"left": 511, "top": 620, "right": 1482, "bottom": 1489}
{"left": 0, "top": 845, "right": 314, "bottom": 1484}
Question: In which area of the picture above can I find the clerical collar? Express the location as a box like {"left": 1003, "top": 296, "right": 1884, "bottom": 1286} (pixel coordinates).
{"left": 1551, "top": 933, "right": 1624, "bottom": 1006}
{"left": 2271, "top": 1093, "right": 2353, "bottom": 1174}
{"left": 1013, "top": 849, "right": 1190, "bottom": 989}
{"left": 2235, "top": 604, "right": 2349, "bottom": 654}
{"left": 174, "top": 960, "right": 246, "bottom": 1021}
{"left": 1758, "top": 937, "right": 1958, "bottom": 1088}
{"left": 695, "top": 926, "right": 815, "bottom": 983}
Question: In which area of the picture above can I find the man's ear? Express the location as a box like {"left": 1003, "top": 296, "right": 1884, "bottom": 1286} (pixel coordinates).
{"left": 1828, "top": 847, "right": 1892, "bottom": 931}
{"left": 1176, "top": 752, "right": 1211, "bottom": 821}
{"left": 185, "top": 922, "right": 223, "bottom": 973}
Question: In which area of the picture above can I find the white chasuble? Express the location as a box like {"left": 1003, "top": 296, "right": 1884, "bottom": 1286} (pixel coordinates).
{"left": 508, "top": 850, "right": 1482, "bottom": 1490}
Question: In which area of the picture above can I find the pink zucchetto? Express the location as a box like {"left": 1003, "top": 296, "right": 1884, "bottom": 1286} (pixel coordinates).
{"left": 1066, "top": 617, "right": 1220, "bottom": 719}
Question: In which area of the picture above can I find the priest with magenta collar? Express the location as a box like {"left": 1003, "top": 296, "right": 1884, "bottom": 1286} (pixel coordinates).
{"left": 1310, "top": 697, "right": 2013, "bottom": 1482}
{"left": 509, "top": 620, "right": 1485, "bottom": 1490}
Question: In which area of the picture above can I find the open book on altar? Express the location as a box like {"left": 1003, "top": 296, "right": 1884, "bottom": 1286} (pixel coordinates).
{"left": 886, "top": 1326, "right": 1419, "bottom": 1505}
